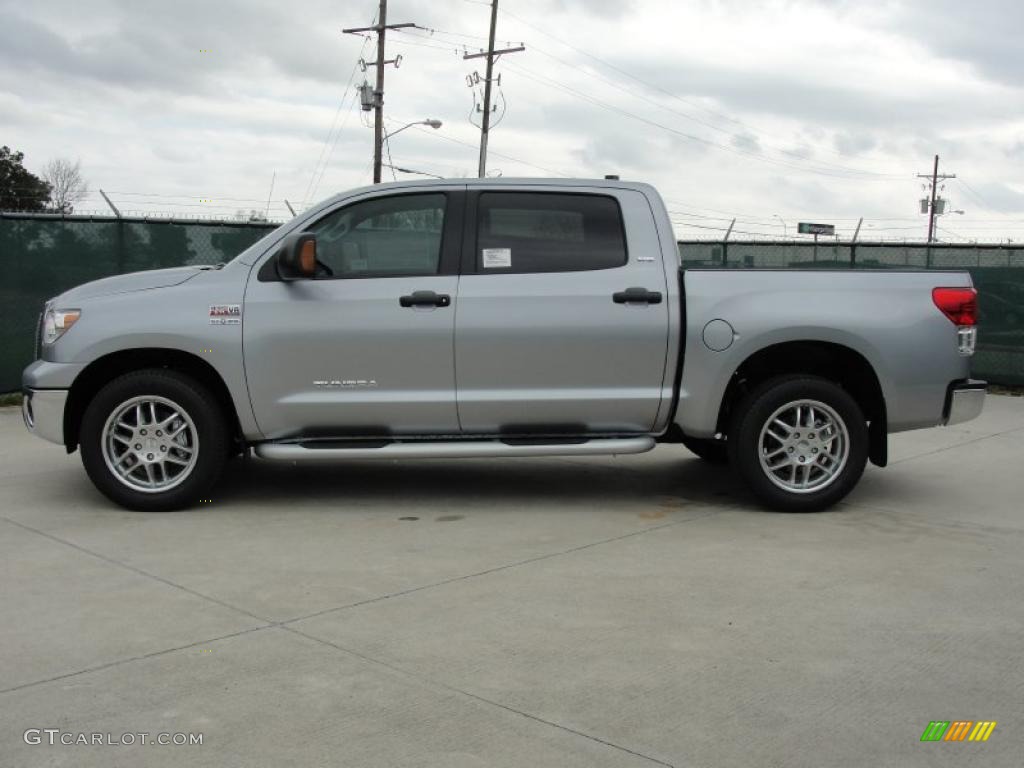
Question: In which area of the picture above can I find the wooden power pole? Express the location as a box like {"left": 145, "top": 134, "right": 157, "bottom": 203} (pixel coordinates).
{"left": 464, "top": 0, "right": 524, "bottom": 177}
{"left": 918, "top": 154, "right": 956, "bottom": 244}
{"left": 344, "top": 2, "right": 415, "bottom": 184}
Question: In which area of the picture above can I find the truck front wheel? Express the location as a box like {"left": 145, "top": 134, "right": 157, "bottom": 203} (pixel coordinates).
{"left": 79, "top": 369, "right": 229, "bottom": 511}
{"left": 728, "top": 376, "right": 868, "bottom": 512}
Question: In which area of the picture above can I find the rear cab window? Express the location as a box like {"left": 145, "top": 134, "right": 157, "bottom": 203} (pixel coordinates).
{"left": 475, "top": 192, "right": 628, "bottom": 274}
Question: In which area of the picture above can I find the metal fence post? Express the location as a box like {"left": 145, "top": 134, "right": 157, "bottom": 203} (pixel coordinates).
{"left": 116, "top": 220, "right": 125, "bottom": 274}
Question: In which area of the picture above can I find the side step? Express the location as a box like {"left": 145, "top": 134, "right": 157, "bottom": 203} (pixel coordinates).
{"left": 253, "top": 436, "right": 656, "bottom": 462}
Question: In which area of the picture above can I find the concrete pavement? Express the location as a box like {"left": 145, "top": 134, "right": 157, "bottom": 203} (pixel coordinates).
{"left": 1, "top": 396, "right": 1022, "bottom": 766}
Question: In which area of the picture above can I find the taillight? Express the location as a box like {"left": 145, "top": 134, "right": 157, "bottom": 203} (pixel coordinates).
{"left": 932, "top": 287, "right": 977, "bottom": 326}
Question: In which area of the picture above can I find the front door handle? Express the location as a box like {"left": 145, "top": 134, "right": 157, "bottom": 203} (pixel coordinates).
{"left": 399, "top": 290, "right": 451, "bottom": 308}
{"left": 613, "top": 287, "right": 663, "bottom": 305}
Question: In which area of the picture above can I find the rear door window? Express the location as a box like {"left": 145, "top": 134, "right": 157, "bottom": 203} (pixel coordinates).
{"left": 475, "top": 192, "right": 627, "bottom": 274}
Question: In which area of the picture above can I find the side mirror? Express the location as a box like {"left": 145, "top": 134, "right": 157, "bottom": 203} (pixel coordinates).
{"left": 277, "top": 232, "right": 318, "bottom": 281}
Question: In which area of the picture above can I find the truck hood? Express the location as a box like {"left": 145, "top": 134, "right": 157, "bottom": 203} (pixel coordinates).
{"left": 54, "top": 266, "right": 210, "bottom": 303}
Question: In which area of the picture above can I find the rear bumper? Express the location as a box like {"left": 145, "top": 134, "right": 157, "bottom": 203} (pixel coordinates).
{"left": 944, "top": 379, "right": 986, "bottom": 426}
{"left": 22, "top": 389, "right": 68, "bottom": 445}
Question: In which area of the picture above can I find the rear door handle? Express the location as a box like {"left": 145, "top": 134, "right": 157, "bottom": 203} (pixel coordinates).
{"left": 399, "top": 290, "right": 451, "bottom": 308}
{"left": 613, "top": 287, "right": 663, "bottom": 305}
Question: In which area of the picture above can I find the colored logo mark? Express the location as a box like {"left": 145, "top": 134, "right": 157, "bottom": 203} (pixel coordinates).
{"left": 920, "top": 721, "right": 996, "bottom": 742}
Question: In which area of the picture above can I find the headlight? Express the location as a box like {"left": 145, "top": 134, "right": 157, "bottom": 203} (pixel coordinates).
{"left": 42, "top": 308, "right": 81, "bottom": 345}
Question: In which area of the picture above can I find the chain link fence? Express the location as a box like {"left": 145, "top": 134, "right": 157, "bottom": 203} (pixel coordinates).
{"left": 1, "top": 213, "right": 277, "bottom": 392}
{"left": 680, "top": 240, "right": 1024, "bottom": 386}
{"left": 2, "top": 217, "right": 1021, "bottom": 391}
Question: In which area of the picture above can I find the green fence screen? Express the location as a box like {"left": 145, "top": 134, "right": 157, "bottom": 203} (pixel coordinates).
{"left": 680, "top": 240, "right": 1024, "bottom": 386}
{"left": 1, "top": 216, "right": 1022, "bottom": 391}
{"left": 1, "top": 213, "right": 277, "bottom": 392}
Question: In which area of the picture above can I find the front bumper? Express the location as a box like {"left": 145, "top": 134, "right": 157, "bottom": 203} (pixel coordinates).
{"left": 22, "top": 389, "right": 68, "bottom": 445}
{"left": 944, "top": 379, "right": 986, "bottom": 426}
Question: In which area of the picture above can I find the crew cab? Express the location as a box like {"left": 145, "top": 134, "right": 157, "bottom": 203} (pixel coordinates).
{"left": 22, "top": 179, "right": 986, "bottom": 511}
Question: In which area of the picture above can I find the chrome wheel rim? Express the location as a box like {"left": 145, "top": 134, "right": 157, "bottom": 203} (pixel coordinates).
{"left": 101, "top": 396, "right": 199, "bottom": 493}
{"left": 758, "top": 399, "right": 848, "bottom": 494}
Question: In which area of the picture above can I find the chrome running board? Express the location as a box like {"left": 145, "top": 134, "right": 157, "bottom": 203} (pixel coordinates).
{"left": 254, "top": 436, "right": 656, "bottom": 462}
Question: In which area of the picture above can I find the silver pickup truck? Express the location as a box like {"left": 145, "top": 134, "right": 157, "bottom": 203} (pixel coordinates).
{"left": 22, "top": 178, "right": 985, "bottom": 512}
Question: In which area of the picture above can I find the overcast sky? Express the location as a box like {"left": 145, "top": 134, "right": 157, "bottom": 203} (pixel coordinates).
{"left": 2, "top": 0, "right": 1022, "bottom": 241}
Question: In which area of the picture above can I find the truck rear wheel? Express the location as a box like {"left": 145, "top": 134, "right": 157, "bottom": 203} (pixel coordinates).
{"left": 79, "top": 369, "right": 228, "bottom": 511}
{"left": 728, "top": 376, "right": 867, "bottom": 512}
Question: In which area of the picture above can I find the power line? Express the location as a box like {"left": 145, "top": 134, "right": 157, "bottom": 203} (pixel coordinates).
{"left": 502, "top": 60, "right": 904, "bottom": 182}
{"left": 956, "top": 178, "right": 1003, "bottom": 214}
{"left": 496, "top": 6, "right": 900, "bottom": 170}
{"left": 395, "top": 116, "right": 571, "bottom": 177}
{"left": 308, "top": 96, "right": 362, "bottom": 205}
{"left": 522, "top": 44, "right": 902, "bottom": 180}
{"left": 302, "top": 28, "right": 372, "bottom": 208}
{"left": 414, "top": 14, "right": 900, "bottom": 179}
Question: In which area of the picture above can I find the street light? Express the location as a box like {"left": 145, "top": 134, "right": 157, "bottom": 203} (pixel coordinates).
{"left": 384, "top": 118, "right": 442, "bottom": 141}
{"left": 384, "top": 164, "right": 444, "bottom": 179}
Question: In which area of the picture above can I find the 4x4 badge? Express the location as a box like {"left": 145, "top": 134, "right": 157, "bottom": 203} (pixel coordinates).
{"left": 209, "top": 305, "right": 241, "bottom": 325}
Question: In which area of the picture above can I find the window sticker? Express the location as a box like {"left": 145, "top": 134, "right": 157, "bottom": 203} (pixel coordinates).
{"left": 482, "top": 248, "right": 512, "bottom": 268}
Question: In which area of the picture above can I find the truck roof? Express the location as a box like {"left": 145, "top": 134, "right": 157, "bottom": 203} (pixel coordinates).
{"left": 316, "top": 177, "right": 658, "bottom": 206}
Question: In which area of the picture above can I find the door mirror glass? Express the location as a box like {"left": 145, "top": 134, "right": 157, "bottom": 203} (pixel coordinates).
{"left": 277, "top": 232, "right": 318, "bottom": 280}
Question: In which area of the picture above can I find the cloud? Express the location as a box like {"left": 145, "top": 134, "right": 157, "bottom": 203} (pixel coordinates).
{"left": 834, "top": 131, "right": 876, "bottom": 156}
{"left": 731, "top": 133, "right": 761, "bottom": 154}
{"left": 1, "top": 0, "right": 1021, "bottom": 240}
{"left": 884, "top": 0, "right": 1024, "bottom": 86}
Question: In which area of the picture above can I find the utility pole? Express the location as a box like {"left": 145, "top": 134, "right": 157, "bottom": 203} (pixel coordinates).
{"left": 344, "top": 3, "right": 415, "bottom": 184}
{"left": 464, "top": 0, "right": 524, "bottom": 177}
{"left": 917, "top": 154, "right": 956, "bottom": 243}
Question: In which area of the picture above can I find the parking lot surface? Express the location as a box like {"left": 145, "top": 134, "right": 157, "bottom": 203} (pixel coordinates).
{"left": 1, "top": 396, "right": 1022, "bottom": 767}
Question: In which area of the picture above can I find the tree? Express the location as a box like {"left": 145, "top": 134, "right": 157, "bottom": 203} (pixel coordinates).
{"left": 42, "top": 158, "right": 89, "bottom": 214}
{"left": 0, "top": 146, "right": 51, "bottom": 212}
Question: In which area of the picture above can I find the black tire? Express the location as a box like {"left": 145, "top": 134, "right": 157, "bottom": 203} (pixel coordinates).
{"left": 728, "top": 375, "right": 868, "bottom": 512}
{"left": 79, "top": 369, "right": 229, "bottom": 511}
{"left": 680, "top": 434, "right": 729, "bottom": 464}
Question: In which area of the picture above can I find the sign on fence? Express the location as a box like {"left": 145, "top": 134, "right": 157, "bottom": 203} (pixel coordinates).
{"left": 797, "top": 222, "right": 835, "bottom": 236}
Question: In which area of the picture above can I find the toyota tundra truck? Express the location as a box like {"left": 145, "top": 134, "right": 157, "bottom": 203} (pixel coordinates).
{"left": 21, "top": 178, "right": 986, "bottom": 511}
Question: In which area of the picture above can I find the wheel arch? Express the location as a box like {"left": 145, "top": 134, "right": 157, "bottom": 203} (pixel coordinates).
{"left": 64, "top": 348, "right": 242, "bottom": 453}
{"left": 716, "top": 340, "right": 888, "bottom": 467}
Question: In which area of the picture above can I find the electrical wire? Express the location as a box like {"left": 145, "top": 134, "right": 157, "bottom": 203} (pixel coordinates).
{"left": 501, "top": 60, "right": 905, "bottom": 182}
{"left": 956, "top": 178, "right": 1003, "bottom": 214}
{"left": 521, "top": 43, "right": 901, "bottom": 179}
{"left": 303, "top": 12, "right": 378, "bottom": 208}
{"left": 496, "top": 6, "right": 901, "bottom": 169}
{"left": 383, "top": 133, "right": 397, "bottom": 181}
{"left": 396, "top": 117, "right": 572, "bottom": 177}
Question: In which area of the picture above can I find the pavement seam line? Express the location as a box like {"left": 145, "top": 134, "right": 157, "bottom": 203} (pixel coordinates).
{"left": 0, "top": 625, "right": 269, "bottom": 695}
{"left": 282, "top": 625, "right": 676, "bottom": 768}
{"left": 0, "top": 515, "right": 271, "bottom": 623}
{"left": 0, "top": 507, "right": 724, "bottom": 697}
{"left": 279, "top": 507, "right": 726, "bottom": 626}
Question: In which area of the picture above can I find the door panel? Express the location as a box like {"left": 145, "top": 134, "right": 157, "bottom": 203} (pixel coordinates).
{"left": 454, "top": 188, "right": 670, "bottom": 434}
{"left": 243, "top": 190, "right": 462, "bottom": 439}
